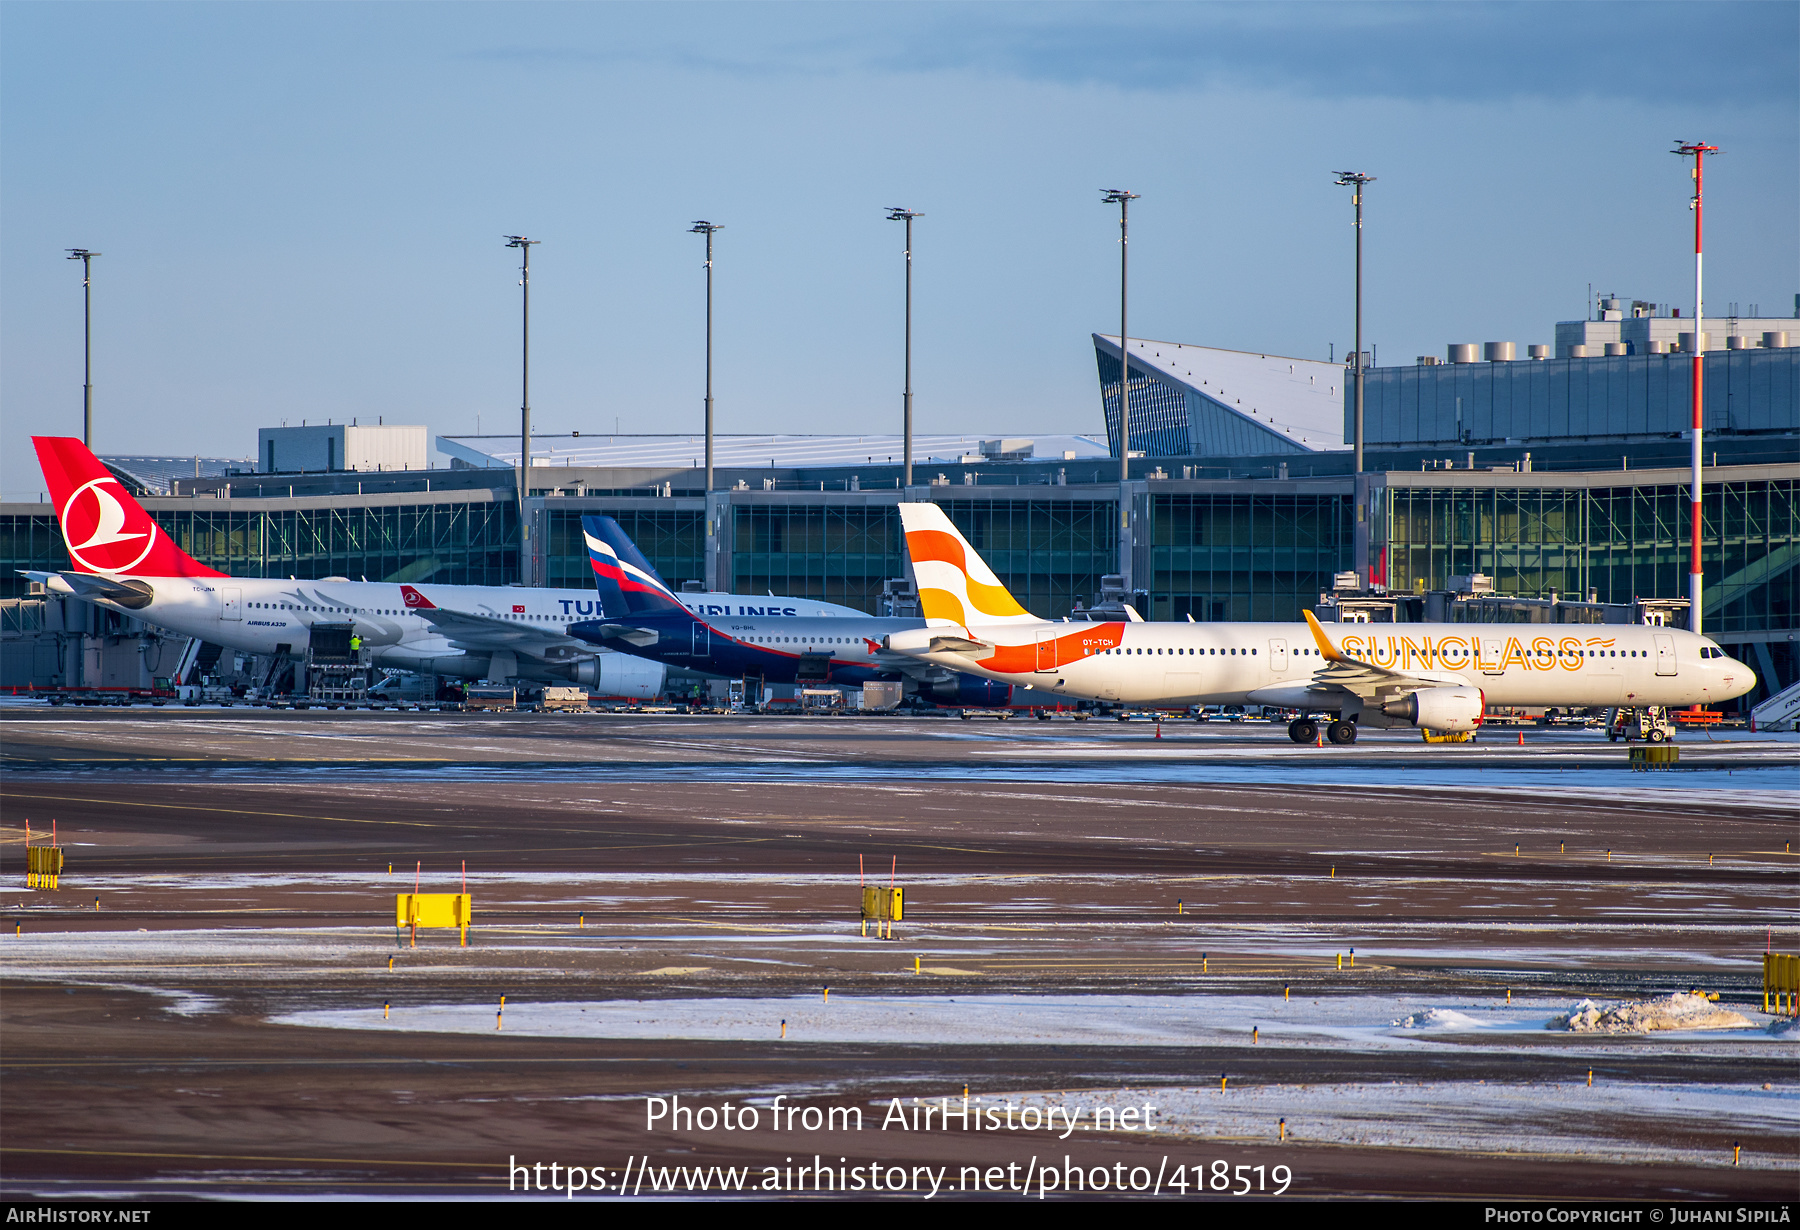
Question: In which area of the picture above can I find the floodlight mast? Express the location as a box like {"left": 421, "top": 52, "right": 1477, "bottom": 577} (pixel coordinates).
{"left": 1672, "top": 140, "right": 1720, "bottom": 635}
{"left": 690, "top": 221, "right": 723, "bottom": 587}
{"left": 1334, "top": 172, "right": 1374, "bottom": 584}
{"left": 886, "top": 208, "right": 923, "bottom": 488}
{"left": 67, "top": 249, "right": 100, "bottom": 447}
{"left": 505, "top": 236, "right": 540, "bottom": 582}
{"left": 1101, "top": 188, "right": 1139, "bottom": 516}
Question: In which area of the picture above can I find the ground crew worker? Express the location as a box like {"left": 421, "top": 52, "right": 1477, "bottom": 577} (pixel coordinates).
{"left": 350, "top": 633, "right": 362, "bottom": 654}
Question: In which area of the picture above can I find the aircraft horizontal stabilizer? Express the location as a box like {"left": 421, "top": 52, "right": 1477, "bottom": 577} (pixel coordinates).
{"left": 580, "top": 623, "right": 662, "bottom": 647}
{"left": 22, "top": 569, "right": 154, "bottom": 609}
{"left": 926, "top": 634, "right": 994, "bottom": 655}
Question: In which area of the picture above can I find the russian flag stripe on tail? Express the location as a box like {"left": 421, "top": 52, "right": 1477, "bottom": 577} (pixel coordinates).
{"left": 581, "top": 515, "right": 690, "bottom": 619}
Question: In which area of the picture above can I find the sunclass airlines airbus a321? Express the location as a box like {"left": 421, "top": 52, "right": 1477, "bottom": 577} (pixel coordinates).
{"left": 24, "top": 436, "right": 864, "bottom": 695}
{"left": 882, "top": 502, "right": 1755, "bottom": 744}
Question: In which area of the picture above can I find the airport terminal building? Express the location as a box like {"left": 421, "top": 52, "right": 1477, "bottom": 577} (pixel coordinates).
{"left": 5, "top": 316, "right": 1795, "bottom": 708}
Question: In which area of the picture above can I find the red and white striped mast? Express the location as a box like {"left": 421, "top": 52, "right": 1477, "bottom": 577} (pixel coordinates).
{"left": 1673, "top": 139, "right": 1719, "bottom": 635}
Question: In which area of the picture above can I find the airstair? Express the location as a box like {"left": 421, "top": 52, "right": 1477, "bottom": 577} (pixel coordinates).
{"left": 1751, "top": 679, "right": 1800, "bottom": 732}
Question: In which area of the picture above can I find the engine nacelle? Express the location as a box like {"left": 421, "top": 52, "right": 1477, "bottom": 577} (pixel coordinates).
{"left": 923, "top": 675, "right": 1014, "bottom": 707}
{"left": 1382, "top": 685, "right": 1484, "bottom": 732}
{"left": 554, "top": 652, "right": 666, "bottom": 699}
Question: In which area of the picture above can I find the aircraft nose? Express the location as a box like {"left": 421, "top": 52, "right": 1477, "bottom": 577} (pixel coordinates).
{"left": 1723, "top": 657, "right": 1757, "bottom": 700}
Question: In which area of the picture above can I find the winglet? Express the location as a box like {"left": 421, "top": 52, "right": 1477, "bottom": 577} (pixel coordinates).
{"left": 1303, "top": 610, "right": 1343, "bottom": 663}
{"left": 400, "top": 584, "right": 435, "bottom": 610}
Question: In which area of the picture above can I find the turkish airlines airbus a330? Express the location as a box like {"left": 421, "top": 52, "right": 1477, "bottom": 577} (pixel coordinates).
{"left": 24, "top": 436, "right": 864, "bottom": 696}
{"left": 881, "top": 502, "right": 1754, "bottom": 743}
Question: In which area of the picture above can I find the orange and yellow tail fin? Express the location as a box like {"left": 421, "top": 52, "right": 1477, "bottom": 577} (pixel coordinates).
{"left": 897, "top": 502, "right": 1041, "bottom": 627}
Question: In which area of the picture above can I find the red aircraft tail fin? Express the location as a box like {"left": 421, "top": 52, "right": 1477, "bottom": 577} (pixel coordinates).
{"left": 32, "top": 436, "right": 225, "bottom": 577}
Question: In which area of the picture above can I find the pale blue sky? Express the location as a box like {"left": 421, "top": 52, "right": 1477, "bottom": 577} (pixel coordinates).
{"left": 4, "top": 1, "right": 1795, "bottom": 497}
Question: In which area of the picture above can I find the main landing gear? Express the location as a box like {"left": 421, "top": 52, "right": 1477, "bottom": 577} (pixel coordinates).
{"left": 1291, "top": 716, "right": 1356, "bottom": 744}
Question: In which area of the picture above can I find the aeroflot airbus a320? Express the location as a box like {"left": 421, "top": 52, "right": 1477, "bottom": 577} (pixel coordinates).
{"left": 565, "top": 515, "right": 1016, "bottom": 707}
{"left": 881, "top": 502, "right": 1756, "bottom": 744}
{"left": 24, "top": 436, "right": 865, "bottom": 695}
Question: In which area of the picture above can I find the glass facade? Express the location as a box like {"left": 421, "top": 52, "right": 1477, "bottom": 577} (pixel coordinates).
{"left": 1384, "top": 478, "right": 1797, "bottom": 634}
{"left": 546, "top": 507, "right": 705, "bottom": 591}
{"left": 1097, "top": 350, "right": 1191, "bottom": 457}
{"left": 5, "top": 476, "right": 1791, "bottom": 640}
{"left": 0, "top": 501, "right": 517, "bottom": 598}
{"left": 732, "top": 504, "right": 901, "bottom": 613}
{"left": 936, "top": 497, "right": 1118, "bottom": 619}
{"left": 0, "top": 512, "right": 72, "bottom": 599}
{"left": 728, "top": 498, "right": 1118, "bottom": 617}
{"left": 1151, "top": 491, "right": 1351, "bottom": 622}
{"left": 164, "top": 502, "right": 518, "bottom": 587}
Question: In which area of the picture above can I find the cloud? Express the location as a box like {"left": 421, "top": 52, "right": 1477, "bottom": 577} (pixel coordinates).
{"left": 463, "top": 1, "right": 1797, "bottom": 107}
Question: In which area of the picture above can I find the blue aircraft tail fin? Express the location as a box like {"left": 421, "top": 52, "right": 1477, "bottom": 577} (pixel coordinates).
{"left": 581, "top": 516, "right": 690, "bottom": 620}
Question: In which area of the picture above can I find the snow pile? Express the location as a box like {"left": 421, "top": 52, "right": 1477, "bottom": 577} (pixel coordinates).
{"left": 1550, "top": 993, "right": 1751, "bottom": 1034}
{"left": 1767, "top": 1016, "right": 1800, "bottom": 1038}
{"left": 1392, "top": 1008, "right": 1484, "bottom": 1030}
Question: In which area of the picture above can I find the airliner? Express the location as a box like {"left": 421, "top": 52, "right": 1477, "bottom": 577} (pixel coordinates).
{"left": 24, "top": 436, "right": 865, "bottom": 696}
{"left": 566, "top": 515, "right": 1014, "bottom": 707}
{"left": 881, "top": 502, "right": 1756, "bottom": 743}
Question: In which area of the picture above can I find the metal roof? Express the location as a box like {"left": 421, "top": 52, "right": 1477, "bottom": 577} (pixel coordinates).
{"left": 1096, "top": 335, "right": 1350, "bottom": 451}
{"left": 100, "top": 455, "right": 256, "bottom": 495}
{"left": 437, "top": 432, "right": 1112, "bottom": 471}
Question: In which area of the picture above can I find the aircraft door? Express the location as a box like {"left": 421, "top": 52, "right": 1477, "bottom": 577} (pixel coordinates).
{"left": 1034, "top": 628, "right": 1057, "bottom": 672}
{"left": 1653, "top": 633, "right": 1676, "bottom": 676}
{"left": 1476, "top": 634, "right": 1505, "bottom": 675}
{"left": 691, "top": 625, "right": 710, "bottom": 659}
{"left": 222, "top": 588, "right": 242, "bottom": 621}
{"left": 1268, "top": 637, "right": 1287, "bottom": 672}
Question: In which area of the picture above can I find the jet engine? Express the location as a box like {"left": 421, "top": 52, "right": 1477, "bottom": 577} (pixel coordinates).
{"left": 1381, "top": 685, "right": 1484, "bottom": 732}
{"left": 553, "top": 653, "right": 666, "bottom": 699}
{"left": 923, "top": 676, "right": 1015, "bottom": 707}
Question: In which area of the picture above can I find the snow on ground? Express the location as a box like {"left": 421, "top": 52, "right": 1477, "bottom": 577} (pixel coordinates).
{"left": 268, "top": 993, "right": 1796, "bottom": 1169}
{"left": 995, "top": 1080, "right": 1795, "bottom": 1170}
{"left": 1, "top": 922, "right": 1782, "bottom": 975}
{"left": 1552, "top": 992, "right": 1753, "bottom": 1033}
{"left": 274, "top": 992, "right": 1796, "bottom": 1052}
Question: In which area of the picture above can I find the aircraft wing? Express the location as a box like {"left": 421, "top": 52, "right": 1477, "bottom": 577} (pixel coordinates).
{"left": 1301, "top": 610, "right": 1465, "bottom": 701}
{"left": 398, "top": 589, "right": 605, "bottom": 662}
{"left": 21, "top": 569, "right": 154, "bottom": 609}
{"left": 863, "top": 648, "right": 963, "bottom": 682}
{"left": 411, "top": 605, "right": 603, "bottom": 659}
